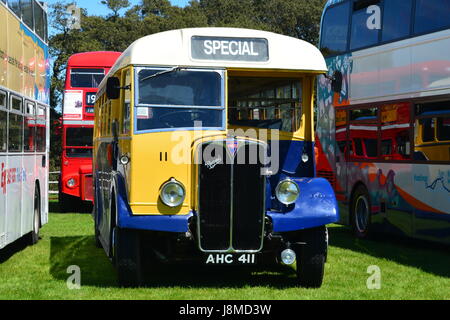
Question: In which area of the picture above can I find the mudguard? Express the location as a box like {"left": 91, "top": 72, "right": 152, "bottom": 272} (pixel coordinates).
{"left": 267, "top": 177, "right": 339, "bottom": 233}
{"left": 114, "top": 173, "right": 192, "bottom": 233}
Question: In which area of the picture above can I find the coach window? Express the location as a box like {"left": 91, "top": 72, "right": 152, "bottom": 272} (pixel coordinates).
{"left": 33, "top": 0, "right": 45, "bottom": 40}
{"left": 24, "top": 101, "right": 36, "bottom": 152}
{"left": 121, "top": 69, "right": 131, "bottom": 134}
{"left": 382, "top": 0, "right": 413, "bottom": 42}
{"left": 8, "top": 96, "right": 23, "bottom": 152}
{"left": 320, "top": 1, "right": 350, "bottom": 57}
{"left": 36, "top": 105, "right": 46, "bottom": 152}
{"left": 437, "top": 118, "right": 450, "bottom": 142}
{"left": 9, "top": 0, "right": 21, "bottom": 18}
{"left": 414, "top": 0, "right": 450, "bottom": 35}
{"left": 20, "top": 0, "right": 33, "bottom": 29}
{"left": 0, "top": 91, "right": 6, "bottom": 152}
{"left": 350, "top": 0, "right": 381, "bottom": 50}
{"left": 415, "top": 102, "right": 450, "bottom": 161}
{"left": 349, "top": 107, "right": 378, "bottom": 159}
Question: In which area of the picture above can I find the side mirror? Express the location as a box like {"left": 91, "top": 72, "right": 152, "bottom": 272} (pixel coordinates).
{"left": 331, "top": 71, "right": 343, "bottom": 93}
{"left": 106, "top": 77, "right": 121, "bottom": 100}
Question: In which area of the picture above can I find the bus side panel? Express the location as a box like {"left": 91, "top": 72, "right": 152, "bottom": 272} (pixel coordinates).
{"left": 5, "top": 155, "right": 22, "bottom": 245}
{"left": 21, "top": 154, "right": 35, "bottom": 237}
{"left": 0, "top": 155, "right": 6, "bottom": 249}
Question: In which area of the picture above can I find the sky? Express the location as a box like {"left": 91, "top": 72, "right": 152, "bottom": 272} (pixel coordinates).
{"left": 45, "top": 0, "right": 191, "bottom": 17}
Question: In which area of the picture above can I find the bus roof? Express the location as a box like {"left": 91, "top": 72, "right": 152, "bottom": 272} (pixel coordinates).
{"left": 67, "top": 51, "right": 122, "bottom": 68}
{"left": 108, "top": 28, "right": 327, "bottom": 74}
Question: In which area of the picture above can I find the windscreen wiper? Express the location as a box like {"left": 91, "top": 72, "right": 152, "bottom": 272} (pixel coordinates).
{"left": 139, "top": 66, "right": 185, "bottom": 83}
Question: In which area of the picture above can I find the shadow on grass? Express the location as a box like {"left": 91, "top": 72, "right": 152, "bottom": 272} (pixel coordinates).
{"left": 49, "top": 200, "right": 93, "bottom": 214}
{"left": 329, "top": 226, "right": 450, "bottom": 278}
{"left": 0, "top": 236, "right": 30, "bottom": 263}
{"left": 49, "top": 235, "right": 297, "bottom": 289}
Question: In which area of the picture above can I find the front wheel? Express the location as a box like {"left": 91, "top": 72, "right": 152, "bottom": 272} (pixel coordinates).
{"left": 113, "top": 227, "right": 144, "bottom": 287}
{"left": 294, "top": 226, "right": 328, "bottom": 288}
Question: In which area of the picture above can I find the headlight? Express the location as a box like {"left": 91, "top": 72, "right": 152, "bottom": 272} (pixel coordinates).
{"left": 160, "top": 179, "right": 185, "bottom": 207}
{"left": 67, "top": 178, "right": 76, "bottom": 188}
{"left": 275, "top": 179, "right": 300, "bottom": 205}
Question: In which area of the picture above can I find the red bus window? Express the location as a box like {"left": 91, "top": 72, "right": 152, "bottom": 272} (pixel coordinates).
{"left": 381, "top": 139, "right": 392, "bottom": 155}
{"left": 70, "top": 68, "right": 105, "bottom": 88}
{"left": 66, "top": 127, "right": 93, "bottom": 147}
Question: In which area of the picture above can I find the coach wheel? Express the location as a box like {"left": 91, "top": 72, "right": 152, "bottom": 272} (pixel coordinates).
{"left": 351, "top": 185, "right": 371, "bottom": 238}
{"left": 113, "top": 227, "right": 144, "bottom": 287}
{"left": 110, "top": 195, "right": 144, "bottom": 287}
{"left": 29, "top": 188, "right": 41, "bottom": 245}
{"left": 294, "top": 226, "right": 327, "bottom": 288}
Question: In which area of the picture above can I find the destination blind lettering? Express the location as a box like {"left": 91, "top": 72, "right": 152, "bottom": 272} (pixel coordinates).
{"left": 191, "top": 36, "right": 269, "bottom": 62}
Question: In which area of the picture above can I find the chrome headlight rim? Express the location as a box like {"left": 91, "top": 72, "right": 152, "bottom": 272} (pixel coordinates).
{"left": 275, "top": 179, "right": 300, "bottom": 205}
{"left": 160, "top": 178, "right": 186, "bottom": 208}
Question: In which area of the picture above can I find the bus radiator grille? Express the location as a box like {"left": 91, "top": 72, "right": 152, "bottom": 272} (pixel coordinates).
{"left": 197, "top": 140, "right": 266, "bottom": 252}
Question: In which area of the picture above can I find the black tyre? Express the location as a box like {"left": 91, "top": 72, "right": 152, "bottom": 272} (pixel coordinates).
{"left": 113, "top": 227, "right": 144, "bottom": 287}
{"left": 351, "top": 185, "right": 371, "bottom": 238}
{"left": 29, "top": 188, "right": 40, "bottom": 245}
{"left": 294, "top": 226, "right": 328, "bottom": 288}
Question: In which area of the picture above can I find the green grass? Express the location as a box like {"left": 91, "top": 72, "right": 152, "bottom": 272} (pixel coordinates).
{"left": 0, "top": 200, "right": 449, "bottom": 300}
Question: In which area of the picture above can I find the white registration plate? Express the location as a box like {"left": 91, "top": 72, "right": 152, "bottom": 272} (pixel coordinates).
{"left": 205, "top": 253, "right": 256, "bottom": 265}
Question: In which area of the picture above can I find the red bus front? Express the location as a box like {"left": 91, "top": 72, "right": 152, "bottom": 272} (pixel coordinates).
{"left": 59, "top": 51, "right": 121, "bottom": 211}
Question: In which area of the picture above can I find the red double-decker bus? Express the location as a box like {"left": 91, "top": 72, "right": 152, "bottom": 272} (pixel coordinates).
{"left": 59, "top": 51, "right": 121, "bottom": 212}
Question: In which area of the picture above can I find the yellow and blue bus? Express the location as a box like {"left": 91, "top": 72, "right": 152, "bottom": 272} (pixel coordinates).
{"left": 316, "top": 0, "right": 450, "bottom": 244}
{"left": 94, "top": 28, "right": 338, "bottom": 287}
{"left": 0, "top": 0, "right": 50, "bottom": 250}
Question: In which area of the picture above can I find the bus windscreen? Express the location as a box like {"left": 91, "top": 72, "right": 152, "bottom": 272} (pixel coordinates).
{"left": 138, "top": 69, "right": 222, "bottom": 107}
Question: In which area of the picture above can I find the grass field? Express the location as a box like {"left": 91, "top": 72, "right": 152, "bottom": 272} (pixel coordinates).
{"left": 0, "top": 200, "right": 449, "bottom": 300}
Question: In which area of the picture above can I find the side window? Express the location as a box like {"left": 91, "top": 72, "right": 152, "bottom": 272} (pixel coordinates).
{"left": 11, "top": 96, "right": 22, "bottom": 112}
{"left": 33, "top": 0, "right": 45, "bottom": 40}
{"left": 20, "top": 0, "right": 33, "bottom": 29}
{"left": 415, "top": 102, "right": 450, "bottom": 161}
{"left": 350, "top": 0, "right": 381, "bottom": 50}
{"left": 8, "top": 96, "right": 23, "bottom": 152}
{"left": 36, "top": 105, "right": 46, "bottom": 152}
{"left": 24, "top": 101, "right": 36, "bottom": 152}
{"left": 414, "top": 0, "right": 450, "bottom": 35}
{"left": 382, "top": 0, "right": 413, "bottom": 42}
{"left": 420, "top": 118, "right": 435, "bottom": 142}
{"left": 9, "top": 0, "right": 21, "bottom": 18}
{"left": 121, "top": 69, "right": 131, "bottom": 134}
{"left": 0, "top": 109, "right": 6, "bottom": 152}
{"left": 437, "top": 118, "right": 450, "bottom": 141}
{"left": 0, "top": 91, "right": 6, "bottom": 152}
{"left": 0, "top": 91, "right": 6, "bottom": 108}
{"left": 320, "top": 2, "right": 350, "bottom": 57}
{"left": 381, "top": 104, "right": 411, "bottom": 160}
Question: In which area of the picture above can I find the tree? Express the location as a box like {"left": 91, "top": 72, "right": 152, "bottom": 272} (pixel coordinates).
{"left": 101, "top": 0, "right": 131, "bottom": 19}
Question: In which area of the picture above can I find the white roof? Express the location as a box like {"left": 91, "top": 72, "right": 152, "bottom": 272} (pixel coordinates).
{"left": 108, "top": 28, "right": 327, "bottom": 75}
